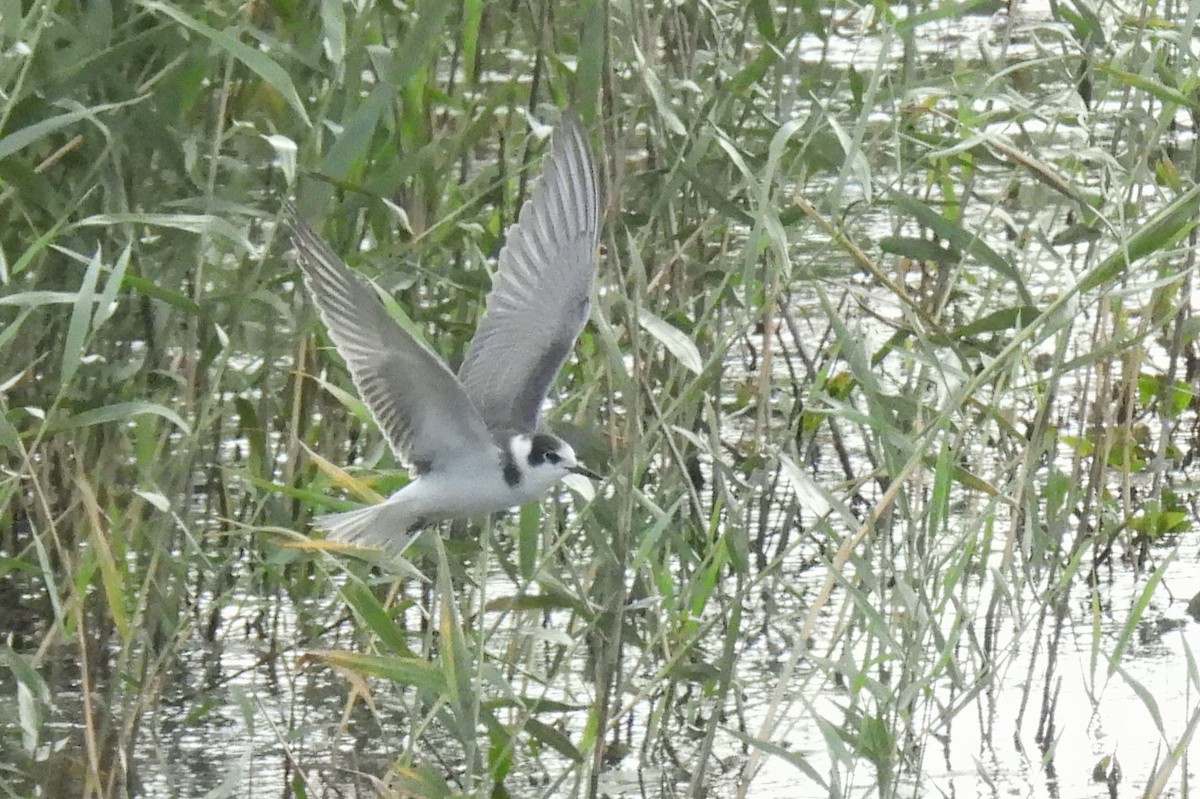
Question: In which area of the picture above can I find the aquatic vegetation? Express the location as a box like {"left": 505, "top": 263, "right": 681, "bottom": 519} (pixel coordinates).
{"left": 1, "top": 1, "right": 1198, "bottom": 797}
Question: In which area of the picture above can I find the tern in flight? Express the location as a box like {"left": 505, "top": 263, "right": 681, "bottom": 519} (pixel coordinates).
{"left": 286, "top": 115, "right": 602, "bottom": 547}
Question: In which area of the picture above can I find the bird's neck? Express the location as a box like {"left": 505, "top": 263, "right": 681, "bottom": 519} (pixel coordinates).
{"left": 499, "top": 438, "right": 524, "bottom": 487}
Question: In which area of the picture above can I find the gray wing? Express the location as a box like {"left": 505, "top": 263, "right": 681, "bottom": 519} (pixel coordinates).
{"left": 457, "top": 114, "right": 601, "bottom": 433}
{"left": 285, "top": 208, "right": 495, "bottom": 472}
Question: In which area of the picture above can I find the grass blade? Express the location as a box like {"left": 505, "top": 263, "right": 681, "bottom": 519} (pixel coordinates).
{"left": 60, "top": 246, "right": 102, "bottom": 388}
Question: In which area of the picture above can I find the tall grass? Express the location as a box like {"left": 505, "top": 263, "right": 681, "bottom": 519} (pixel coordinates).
{"left": 2, "top": 0, "right": 1199, "bottom": 797}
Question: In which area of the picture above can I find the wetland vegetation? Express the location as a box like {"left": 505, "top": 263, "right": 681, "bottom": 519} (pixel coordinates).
{"left": 2, "top": 0, "right": 1200, "bottom": 797}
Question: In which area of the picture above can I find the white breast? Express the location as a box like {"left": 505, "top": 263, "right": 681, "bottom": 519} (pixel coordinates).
{"left": 396, "top": 449, "right": 550, "bottom": 524}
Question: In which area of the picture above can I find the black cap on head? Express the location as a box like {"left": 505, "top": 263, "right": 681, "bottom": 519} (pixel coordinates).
{"left": 527, "top": 433, "right": 565, "bottom": 466}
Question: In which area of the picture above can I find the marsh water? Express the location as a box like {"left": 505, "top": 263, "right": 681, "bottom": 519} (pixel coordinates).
{"left": 5, "top": 0, "right": 1200, "bottom": 797}
{"left": 47, "top": 528, "right": 1200, "bottom": 798}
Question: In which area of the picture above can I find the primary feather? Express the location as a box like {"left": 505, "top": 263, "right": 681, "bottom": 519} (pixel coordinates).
{"left": 285, "top": 210, "right": 495, "bottom": 473}
{"left": 457, "top": 114, "right": 601, "bottom": 434}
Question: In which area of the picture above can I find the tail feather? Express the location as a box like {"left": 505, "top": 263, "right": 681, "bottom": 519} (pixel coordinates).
{"left": 312, "top": 502, "right": 420, "bottom": 550}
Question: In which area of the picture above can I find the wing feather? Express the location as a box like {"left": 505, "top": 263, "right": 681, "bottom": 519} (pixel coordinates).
{"left": 458, "top": 114, "right": 601, "bottom": 433}
{"left": 285, "top": 209, "right": 495, "bottom": 471}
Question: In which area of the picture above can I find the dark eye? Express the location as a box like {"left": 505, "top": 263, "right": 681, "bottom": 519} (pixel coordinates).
{"left": 546, "top": 452, "right": 561, "bottom": 464}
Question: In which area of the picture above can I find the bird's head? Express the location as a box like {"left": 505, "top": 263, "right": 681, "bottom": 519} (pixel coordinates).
{"left": 510, "top": 432, "right": 600, "bottom": 494}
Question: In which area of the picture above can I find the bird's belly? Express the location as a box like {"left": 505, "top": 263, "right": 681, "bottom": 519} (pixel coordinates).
{"left": 407, "top": 468, "right": 549, "bottom": 522}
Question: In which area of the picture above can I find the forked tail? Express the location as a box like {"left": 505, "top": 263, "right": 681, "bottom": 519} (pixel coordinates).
{"left": 311, "top": 501, "right": 421, "bottom": 550}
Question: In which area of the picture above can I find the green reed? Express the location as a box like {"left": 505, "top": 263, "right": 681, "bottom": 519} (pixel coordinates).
{"left": 2, "top": 0, "right": 1199, "bottom": 797}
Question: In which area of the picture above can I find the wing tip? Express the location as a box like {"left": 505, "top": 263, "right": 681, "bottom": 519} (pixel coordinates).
{"left": 539, "top": 112, "right": 601, "bottom": 242}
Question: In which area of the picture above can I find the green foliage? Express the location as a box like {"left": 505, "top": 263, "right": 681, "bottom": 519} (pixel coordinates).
{"left": 2, "top": 0, "right": 1199, "bottom": 797}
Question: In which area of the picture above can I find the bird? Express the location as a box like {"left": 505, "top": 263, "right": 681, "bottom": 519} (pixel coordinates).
{"left": 285, "top": 114, "right": 602, "bottom": 549}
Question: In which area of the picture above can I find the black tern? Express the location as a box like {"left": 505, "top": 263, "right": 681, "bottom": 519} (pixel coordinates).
{"left": 286, "top": 114, "right": 602, "bottom": 547}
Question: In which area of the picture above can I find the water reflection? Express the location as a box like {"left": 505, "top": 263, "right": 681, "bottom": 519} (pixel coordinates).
{"left": 6, "top": 0, "right": 1200, "bottom": 795}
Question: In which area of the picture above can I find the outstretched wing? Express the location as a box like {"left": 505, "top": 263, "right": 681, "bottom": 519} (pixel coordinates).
{"left": 457, "top": 114, "right": 601, "bottom": 433}
{"left": 286, "top": 209, "right": 495, "bottom": 472}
